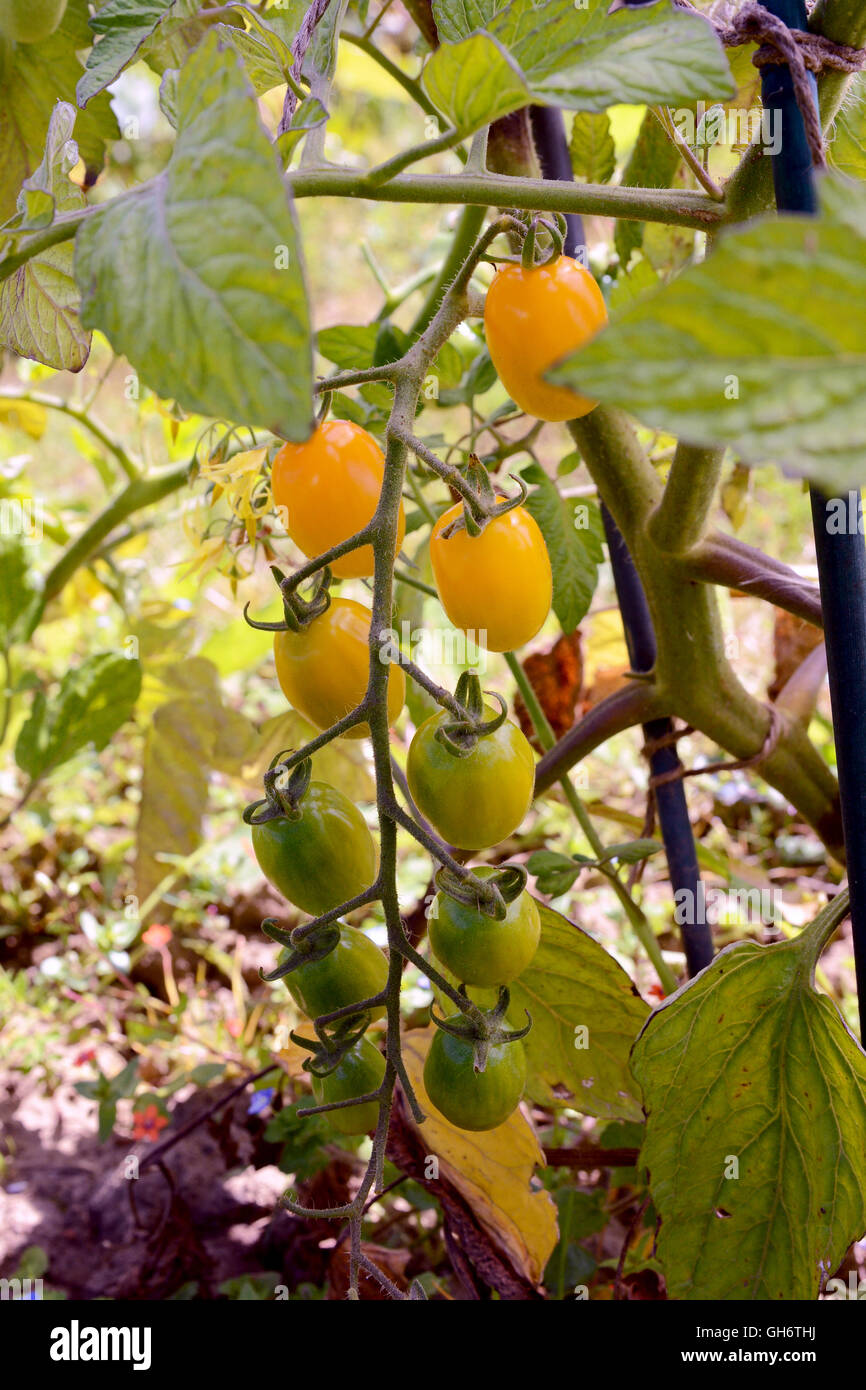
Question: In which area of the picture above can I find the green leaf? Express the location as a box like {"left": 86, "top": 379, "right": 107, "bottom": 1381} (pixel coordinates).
{"left": 77, "top": 0, "right": 178, "bottom": 107}
{"left": 422, "top": 32, "right": 529, "bottom": 134}
{"left": 526, "top": 849, "right": 585, "bottom": 896}
{"left": 599, "top": 839, "right": 663, "bottom": 866}
{"left": 830, "top": 72, "right": 866, "bottom": 181}
{"left": 607, "top": 254, "right": 658, "bottom": 312}
{"left": 521, "top": 464, "right": 604, "bottom": 633}
{"left": 0, "top": 535, "right": 39, "bottom": 647}
{"left": 632, "top": 899, "right": 866, "bottom": 1300}
{"left": 318, "top": 322, "right": 379, "bottom": 370}
{"left": 508, "top": 901, "right": 649, "bottom": 1121}
{"left": 551, "top": 175, "right": 866, "bottom": 490}
{"left": 0, "top": 103, "right": 90, "bottom": 372}
{"left": 0, "top": 0, "right": 117, "bottom": 223}
{"left": 425, "top": 0, "right": 733, "bottom": 133}
{"left": 107, "top": 1057, "right": 140, "bottom": 1100}
{"left": 97, "top": 1099, "right": 118, "bottom": 1143}
{"left": 614, "top": 108, "right": 682, "bottom": 267}
{"left": 76, "top": 34, "right": 314, "bottom": 440}
{"left": 569, "top": 111, "right": 615, "bottom": 184}
{"left": 15, "top": 653, "right": 142, "bottom": 780}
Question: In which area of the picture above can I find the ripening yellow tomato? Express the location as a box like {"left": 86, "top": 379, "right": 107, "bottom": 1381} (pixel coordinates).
{"left": 430, "top": 502, "right": 552, "bottom": 652}
{"left": 274, "top": 597, "right": 405, "bottom": 739}
{"left": 271, "top": 420, "right": 405, "bottom": 578}
{"left": 484, "top": 256, "right": 608, "bottom": 422}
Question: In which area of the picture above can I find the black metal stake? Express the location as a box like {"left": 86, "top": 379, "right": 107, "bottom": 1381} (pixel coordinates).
{"left": 531, "top": 105, "right": 713, "bottom": 977}
{"left": 761, "top": 0, "right": 866, "bottom": 1036}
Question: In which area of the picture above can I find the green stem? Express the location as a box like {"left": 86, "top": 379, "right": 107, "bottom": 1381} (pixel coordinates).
{"left": 38, "top": 462, "right": 191, "bottom": 613}
{"left": 647, "top": 442, "right": 725, "bottom": 555}
{"left": 409, "top": 203, "right": 487, "bottom": 338}
{"left": 504, "top": 651, "right": 677, "bottom": 993}
{"left": 0, "top": 389, "right": 140, "bottom": 481}
{"left": 366, "top": 127, "right": 464, "bottom": 186}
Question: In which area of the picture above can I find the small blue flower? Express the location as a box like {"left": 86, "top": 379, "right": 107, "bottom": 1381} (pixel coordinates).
{"left": 248, "top": 1087, "right": 275, "bottom": 1117}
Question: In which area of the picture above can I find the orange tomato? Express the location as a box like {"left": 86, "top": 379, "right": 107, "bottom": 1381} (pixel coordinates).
{"left": 430, "top": 502, "right": 552, "bottom": 652}
{"left": 484, "top": 256, "right": 608, "bottom": 422}
{"left": 271, "top": 420, "right": 405, "bottom": 578}
{"left": 274, "top": 597, "right": 405, "bottom": 738}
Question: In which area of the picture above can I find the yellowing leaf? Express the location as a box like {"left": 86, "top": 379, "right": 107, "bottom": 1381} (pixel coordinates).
{"left": 511, "top": 903, "right": 649, "bottom": 1121}
{"left": 0, "top": 398, "right": 47, "bottom": 439}
{"left": 401, "top": 1029, "right": 557, "bottom": 1286}
{"left": 583, "top": 608, "right": 629, "bottom": 686}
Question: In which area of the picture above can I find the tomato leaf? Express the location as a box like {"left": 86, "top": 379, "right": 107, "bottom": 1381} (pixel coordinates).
{"left": 552, "top": 175, "right": 866, "bottom": 491}
{"left": 425, "top": 0, "right": 733, "bottom": 133}
{"left": 0, "top": 104, "right": 90, "bottom": 372}
{"left": 521, "top": 464, "right": 604, "bottom": 634}
{"left": 509, "top": 901, "right": 649, "bottom": 1121}
{"left": 0, "top": 536, "right": 40, "bottom": 648}
{"left": 569, "top": 111, "right": 616, "bottom": 185}
{"left": 75, "top": 34, "right": 314, "bottom": 440}
{"left": 0, "top": 0, "right": 117, "bottom": 223}
{"left": 632, "top": 899, "right": 866, "bottom": 1300}
{"left": 614, "top": 108, "right": 682, "bottom": 268}
{"left": 15, "top": 653, "right": 142, "bottom": 780}
{"left": 77, "top": 0, "right": 179, "bottom": 106}
{"left": 318, "top": 323, "right": 379, "bottom": 370}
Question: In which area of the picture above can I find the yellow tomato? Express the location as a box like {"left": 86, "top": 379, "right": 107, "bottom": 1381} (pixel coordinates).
{"left": 274, "top": 597, "right": 405, "bottom": 738}
{"left": 484, "top": 256, "right": 608, "bottom": 422}
{"left": 430, "top": 502, "right": 552, "bottom": 652}
{"left": 271, "top": 420, "right": 405, "bottom": 578}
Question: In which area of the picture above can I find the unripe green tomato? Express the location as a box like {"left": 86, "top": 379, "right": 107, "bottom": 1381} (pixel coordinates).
{"left": 251, "top": 780, "right": 377, "bottom": 917}
{"left": 423, "top": 1024, "right": 526, "bottom": 1131}
{"left": 429, "top": 867, "right": 540, "bottom": 986}
{"left": 281, "top": 925, "right": 388, "bottom": 1023}
{"left": 312, "top": 1035, "right": 386, "bottom": 1135}
{"left": 0, "top": 0, "right": 67, "bottom": 42}
{"left": 406, "top": 706, "right": 535, "bottom": 851}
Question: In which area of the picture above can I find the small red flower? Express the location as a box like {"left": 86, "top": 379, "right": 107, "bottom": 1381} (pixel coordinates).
{"left": 142, "top": 923, "right": 172, "bottom": 949}
{"left": 132, "top": 1104, "right": 169, "bottom": 1142}
{"left": 647, "top": 983, "right": 667, "bottom": 1002}
{"left": 74, "top": 1049, "right": 97, "bottom": 1066}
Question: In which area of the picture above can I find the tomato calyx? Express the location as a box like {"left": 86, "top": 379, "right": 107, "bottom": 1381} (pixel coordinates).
{"left": 243, "top": 749, "right": 313, "bottom": 826}
{"left": 434, "top": 670, "right": 508, "bottom": 758}
{"left": 440, "top": 455, "right": 529, "bottom": 540}
{"left": 244, "top": 563, "right": 332, "bottom": 634}
{"left": 519, "top": 212, "right": 568, "bottom": 270}
{"left": 430, "top": 987, "right": 531, "bottom": 1075}
{"left": 259, "top": 916, "right": 342, "bottom": 981}
{"left": 434, "top": 862, "right": 528, "bottom": 923}
{"left": 292, "top": 1013, "right": 373, "bottom": 1081}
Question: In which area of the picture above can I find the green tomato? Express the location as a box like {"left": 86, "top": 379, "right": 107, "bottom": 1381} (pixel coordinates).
{"left": 0, "top": 0, "right": 67, "bottom": 42}
{"left": 406, "top": 705, "right": 535, "bottom": 850}
{"left": 423, "top": 1023, "right": 526, "bottom": 1131}
{"left": 252, "top": 780, "right": 377, "bottom": 917}
{"left": 282, "top": 925, "right": 388, "bottom": 1023}
{"left": 429, "top": 867, "right": 540, "bottom": 986}
{"left": 312, "top": 1036, "right": 385, "bottom": 1135}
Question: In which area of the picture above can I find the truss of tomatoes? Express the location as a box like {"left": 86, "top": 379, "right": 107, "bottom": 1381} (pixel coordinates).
{"left": 248, "top": 252, "right": 607, "bottom": 1135}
